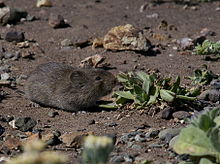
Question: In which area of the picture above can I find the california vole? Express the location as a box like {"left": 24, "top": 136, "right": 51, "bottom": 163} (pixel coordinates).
{"left": 25, "top": 62, "right": 116, "bottom": 112}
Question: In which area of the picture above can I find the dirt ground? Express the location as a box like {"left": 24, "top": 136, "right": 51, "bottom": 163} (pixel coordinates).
{"left": 1, "top": 0, "right": 220, "bottom": 163}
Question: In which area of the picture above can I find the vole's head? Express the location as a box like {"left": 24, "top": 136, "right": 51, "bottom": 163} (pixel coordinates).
{"left": 69, "top": 68, "right": 116, "bottom": 96}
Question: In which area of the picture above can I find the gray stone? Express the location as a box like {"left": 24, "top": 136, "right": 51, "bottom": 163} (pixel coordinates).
{"left": 0, "top": 125, "right": 5, "bottom": 136}
{"left": 4, "top": 52, "right": 14, "bottom": 59}
{"left": 15, "top": 117, "right": 37, "bottom": 132}
{"left": 48, "top": 111, "right": 59, "bottom": 118}
{"left": 159, "top": 128, "right": 182, "bottom": 141}
{"left": 172, "top": 111, "right": 191, "bottom": 120}
{"left": 123, "top": 154, "right": 134, "bottom": 163}
{"left": 198, "top": 89, "right": 220, "bottom": 103}
{"left": 126, "top": 142, "right": 133, "bottom": 148}
{"left": 148, "top": 143, "right": 163, "bottom": 148}
{"left": 134, "top": 134, "right": 146, "bottom": 142}
{"left": 4, "top": 31, "right": 25, "bottom": 42}
{"left": 49, "top": 13, "right": 65, "bottom": 28}
{"left": 1, "top": 73, "right": 10, "bottom": 80}
{"left": 145, "top": 128, "right": 160, "bottom": 138}
{"left": 61, "top": 39, "right": 73, "bottom": 47}
{"left": 131, "top": 144, "right": 142, "bottom": 150}
{"left": 110, "top": 155, "right": 125, "bottom": 163}
{"left": 210, "top": 80, "right": 220, "bottom": 89}
{"left": 159, "top": 107, "right": 173, "bottom": 119}
{"left": 178, "top": 37, "right": 193, "bottom": 50}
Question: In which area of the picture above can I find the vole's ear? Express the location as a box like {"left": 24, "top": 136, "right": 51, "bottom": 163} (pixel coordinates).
{"left": 69, "top": 70, "right": 84, "bottom": 82}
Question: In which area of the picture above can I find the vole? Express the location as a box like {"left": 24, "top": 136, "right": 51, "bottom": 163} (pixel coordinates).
{"left": 24, "top": 62, "right": 116, "bottom": 112}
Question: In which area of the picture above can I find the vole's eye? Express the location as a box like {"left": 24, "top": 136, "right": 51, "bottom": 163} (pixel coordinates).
{"left": 95, "top": 76, "right": 101, "bottom": 81}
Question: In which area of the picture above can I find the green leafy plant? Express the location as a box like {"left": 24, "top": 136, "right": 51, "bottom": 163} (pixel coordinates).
{"left": 193, "top": 40, "right": 220, "bottom": 56}
{"left": 188, "top": 65, "right": 218, "bottom": 85}
{"left": 173, "top": 107, "right": 220, "bottom": 163}
{"left": 82, "top": 135, "right": 114, "bottom": 164}
{"left": 114, "top": 71, "right": 196, "bottom": 108}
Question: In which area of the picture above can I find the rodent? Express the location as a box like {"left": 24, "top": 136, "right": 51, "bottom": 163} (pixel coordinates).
{"left": 24, "top": 62, "right": 116, "bottom": 112}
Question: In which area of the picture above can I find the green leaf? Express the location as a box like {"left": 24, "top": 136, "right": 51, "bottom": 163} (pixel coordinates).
{"left": 98, "top": 104, "right": 118, "bottom": 109}
{"left": 171, "top": 76, "right": 180, "bottom": 93}
{"left": 176, "top": 95, "right": 196, "bottom": 101}
{"left": 114, "top": 91, "right": 134, "bottom": 100}
{"left": 147, "top": 86, "right": 159, "bottom": 105}
{"left": 173, "top": 126, "right": 217, "bottom": 156}
{"left": 199, "top": 158, "right": 214, "bottom": 164}
{"left": 136, "top": 71, "right": 149, "bottom": 82}
{"left": 160, "top": 89, "right": 175, "bottom": 102}
{"left": 143, "top": 79, "right": 152, "bottom": 95}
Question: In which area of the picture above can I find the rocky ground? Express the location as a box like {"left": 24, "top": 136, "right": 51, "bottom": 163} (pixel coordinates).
{"left": 0, "top": 0, "right": 220, "bottom": 163}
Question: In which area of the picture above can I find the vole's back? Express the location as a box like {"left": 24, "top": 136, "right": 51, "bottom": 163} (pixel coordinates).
{"left": 25, "top": 62, "right": 116, "bottom": 112}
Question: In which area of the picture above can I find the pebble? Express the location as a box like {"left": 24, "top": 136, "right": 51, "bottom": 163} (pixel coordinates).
{"left": 110, "top": 155, "right": 125, "bottom": 163}
{"left": 148, "top": 143, "right": 163, "bottom": 148}
{"left": 159, "top": 128, "right": 182, "bottom": 141}
{"left": 49, "top": 13, "right": 66, "bottom": 28}
{"left": 61, "top": 39, "right": 73, "bottom": 47}
{"left": 36, "top": 0, "right": 52, "bottom": 7}
{"left": 47, "top": 111, "right": 59, "bottom": 118}
{"left": 88, "top": 119, "right": 95, "bottom": 125}
{"left": 0, "top": 65, "right": 10, "bottom": 73}
{"left": 159, "top": 107, "right": 173, "bottom": 119}
{"left": 1, "top": 73, "right": 10, "bottom": 80}
{"left": 126, "top": 142, "right": 133, "bottom": 148}
{"left": 134, "top": 134, "right": 146, "bottom": 142}
{"left": 172, "top": 111, "right": 191, "bottom": 120}
{"left": 108, "top": 122, "right": 118, "bottom": 127}
{"left": 145, "top": 128, "right": 160, "bottom": 138}
{"left": 14, "top": 117, "right": 37, "bottom": 132}
{"left": 4, "top": 31, "right": 25, "bottom": 42}
{"left": 200, "top": 28, "right": 215, "bottom": 36}
{"left": 210, "top": 80, "right": 220, "bottom": 89}
{"left": 146, "top": 13, "right": 159, "bottom": 19}
{"left": 131, "top": 144, "right": 142, "bottom": 150}
{"left": 198, "top": 89, "right": 220, "bottom": 103}
{"left": 4, "top": 52, "right": 14, "bottom": 59}
{"left": 178, "top": 37, "right": 193, "bottom": 50}
{"left": 0, "top": 125, "right": 5, "bottom": 136}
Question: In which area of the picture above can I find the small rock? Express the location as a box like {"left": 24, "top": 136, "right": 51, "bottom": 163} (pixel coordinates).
{"left": 0, "top": 157, "right": 10, "bottom": 164}
{"left": 177, "top": 37, "right": 193, "bottom": 50}
{"left": 172, "top": 111, "right": 191, "bottom": 120}
{"left": 159, "top": 128, "right": 182, "bottom": 141}
{"left": 41, "top": 133, "right": 60, "bottom": 146}
{"left": 148, "top": 143, "right": 163, "bottom": 148}
{"left": 193, "top": 35, "right": 206, "bottom": 45}
{"left": 1, "top": 73, "right": 10, "bottom": 80}
{"left": 119, "top": 134, "right": 130, "bottom": 143}
{"left": 47, "top": 111, "right": 59, "bottom": 118}
{"left": 134, "top": 134, "right": 146, "bottom": 142}
{"left": 126, "top": 142, "right": 133, "bottom": 148}
{"left": 145, "top": 128, "right": 160, "bottom": 138}
{"left": 200, "top": 28, "right": 215, "bottom": 36}
{"left": 131, "top": 144, "right": 142, "bottom": 150}
{"left": 60, "top": 132, "right": 91, "bottom": 148}
{"left": 4, "top": 31, "right": 25, "bottom": 42}
{"left": 159, "top": 107, "right": 173, "bottom": 119}
{"left": 0, "top": 125, "right": 5, "bottom": 136}
{"left": 61, "top": 39, "right": 73, "bottom": 47}
{"left": 110, "top": 155, "right": 125, "bottom": 163}
{"left": 14, "top": 117, "right": 37, "bottom": 132}
{"left": 4, "top": 52, "right": 14, "bottom": 59}
{"left": 20, "top": 50, "right": 33, "bottom": 58}
{"left": 146, "top": 13, "right": 159, "bottom": 19}
{"left": 36, "top": 0, "right": 52, "bottom": 7}
{"left": 88, "top": 119, "right": 95, "bottom": 125}
{"left": 17, "top": 41, "right": 29, "bottom": 48}
{"left": 210, "top": 79, "right": 220, "bottom": 89}
{"left": 169, "top": 135, "right": 179, "bottom": 149}
{"left": 198, "top": 89, "right": 220, "bottom": 103}
{"left": 0, "top": 7, "right": 27, "bottom": 25}
{"left": 139, "top": 2, "right": 148, "bottom": 12}
{"left": 48, "top": 13, "right": 66, "bottom": 28}
{"left": 80, "top": 55, "right": 105, "bottom": 68}
{"left": 103, "top": 24, "right": 151, "bottom": 52}
{"left": 108, "top": 122, "right": 118, "bottom": 127}
{"left": 123, "top": 154, "right": 134, "bottom": 163}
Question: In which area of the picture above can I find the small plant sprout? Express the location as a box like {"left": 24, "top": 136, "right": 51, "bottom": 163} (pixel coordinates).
{"left": 82, "top": 135, "right": 114, "bottom": 164}
{"left": 6, "top": 140, "right": 67, "bottom": 164}
{"left": 193, "top": 40, "right": 220, "bottom": 56}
